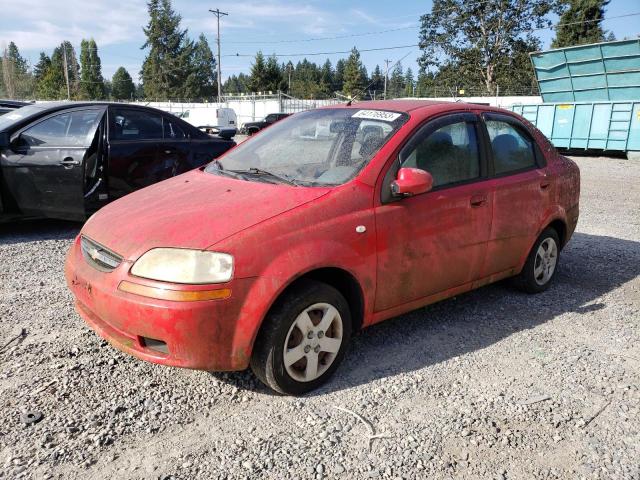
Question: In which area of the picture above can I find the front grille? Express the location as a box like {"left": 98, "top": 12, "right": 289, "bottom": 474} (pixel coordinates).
{"left": 80, "top": 236, "right": 123, "bottom": 272}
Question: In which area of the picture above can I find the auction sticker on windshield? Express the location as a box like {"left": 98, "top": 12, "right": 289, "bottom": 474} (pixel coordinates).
{"left": 352, "top": 110, "right": 402, "bottom": 122}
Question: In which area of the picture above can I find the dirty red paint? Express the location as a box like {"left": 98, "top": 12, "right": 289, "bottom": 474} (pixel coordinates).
{"left": 65, "top": 100, "right": 580, "bottom": 372}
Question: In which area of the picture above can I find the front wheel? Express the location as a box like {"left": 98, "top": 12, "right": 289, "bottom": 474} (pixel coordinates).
{"left": 250, "top": 280, "right": 352, "bottom": 395}
{"left": 513, "top": 228, "right": 560, "bottom": 294}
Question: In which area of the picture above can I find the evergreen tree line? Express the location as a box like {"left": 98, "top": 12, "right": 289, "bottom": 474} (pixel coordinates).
{"left": 0, "top": 0, "right": 617, "bottom": 101}
{"left": 0, "top": 40, "right": 138, "bottom": 100}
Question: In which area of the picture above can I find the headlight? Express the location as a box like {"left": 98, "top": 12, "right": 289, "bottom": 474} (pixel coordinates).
{"left": 131, "top": 248, "right": 233, "bottom": 284}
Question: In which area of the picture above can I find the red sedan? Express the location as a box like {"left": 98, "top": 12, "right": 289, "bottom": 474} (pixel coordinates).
{"left": 65, "top": 100, "right": 580, "bottom": 395}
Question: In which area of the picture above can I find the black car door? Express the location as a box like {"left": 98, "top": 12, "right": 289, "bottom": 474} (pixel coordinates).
{"left": 159, "top": 115, "right": 191, "bottom": 175}
{"left": 1, "top": 106, "right": 105, "bottom": 220}
{"left": 106, "top": 106, "right": 163, "bottom": 199}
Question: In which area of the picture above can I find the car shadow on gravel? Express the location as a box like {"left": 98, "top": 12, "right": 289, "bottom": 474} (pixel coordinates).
{"left": 215, "top": 232, "right": 639, "bottom": 396}
{"left": 0, "top": 219, "right": 81, "bottom": 245}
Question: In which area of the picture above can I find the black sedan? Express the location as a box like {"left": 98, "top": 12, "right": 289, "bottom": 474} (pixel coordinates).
{"left": 0, "top": 102, "right": 236, "bottom": 222}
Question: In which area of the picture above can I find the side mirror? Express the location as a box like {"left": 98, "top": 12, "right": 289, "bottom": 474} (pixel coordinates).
{"left": 391, "top": 167, "right": 433, "bottom": 197}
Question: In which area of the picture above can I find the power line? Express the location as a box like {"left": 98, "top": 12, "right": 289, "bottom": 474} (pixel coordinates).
{"left": 220, "top": 12, "right": 640, "bottom": 59}
{"left": 222, "top": 44, "right": 419, "bottom": 58}
{"left": 222, "top": 0, "right": 494, "bottom": 45}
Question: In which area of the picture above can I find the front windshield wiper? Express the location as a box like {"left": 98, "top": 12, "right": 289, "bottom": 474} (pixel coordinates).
{"left": 227, "top": 167, "right": 299, "bottom": 186}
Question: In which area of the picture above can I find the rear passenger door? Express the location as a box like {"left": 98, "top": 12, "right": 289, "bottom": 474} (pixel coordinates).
{"left": 480, "top": 113, "right": 552, "bottom": 277}
{"left": 159, "top": 115, "right": 192, "bottom": 175}
{"left": 107, "top": 106, "right": 162, "bottom": 199}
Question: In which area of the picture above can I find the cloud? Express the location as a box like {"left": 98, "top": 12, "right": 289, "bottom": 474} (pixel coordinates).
{"left": 0, "top": 0, "right": 147, "bottom": 50}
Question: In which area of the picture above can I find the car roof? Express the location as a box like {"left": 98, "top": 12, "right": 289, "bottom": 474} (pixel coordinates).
{"left": 325, "top": 99, "right": 501, "bottom": 115}
{"left": 0, "top": 101, "right": 196, "bottom": 134}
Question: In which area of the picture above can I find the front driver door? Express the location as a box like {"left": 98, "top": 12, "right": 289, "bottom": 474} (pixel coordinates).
{"left": 1, "top": 107, "right": 104, "bottom": 220}
{"left": 374, "top": 113, "right": 493, "bottom": 313}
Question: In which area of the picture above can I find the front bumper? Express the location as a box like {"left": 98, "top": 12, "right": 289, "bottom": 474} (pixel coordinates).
{"left": 64, "top": 236, "right": 257, "bottom": 371}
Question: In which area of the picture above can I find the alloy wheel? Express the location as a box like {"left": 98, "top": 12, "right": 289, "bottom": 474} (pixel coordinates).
{"left": 534, "top": 237, "right": 558, "bottom": 285}
{"left": 283, "top": 302, "right": 344, "bottom": 382}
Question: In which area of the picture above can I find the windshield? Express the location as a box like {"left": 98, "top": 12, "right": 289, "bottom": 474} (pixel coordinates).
{"left": 0, "top": 105, "right": 46, "bottom": 131}
{"left": 206, "top": 108, "right": 408, "bottom": 186}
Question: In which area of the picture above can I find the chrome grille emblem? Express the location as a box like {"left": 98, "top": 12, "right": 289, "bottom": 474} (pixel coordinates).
{"left": 80, "top": 236, "right": 123, "bottom": 272}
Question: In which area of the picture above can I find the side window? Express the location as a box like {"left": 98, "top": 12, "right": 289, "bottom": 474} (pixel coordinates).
{"left": 485, "top": 120, "right": 536, "bottom": 174}
{"left": 401, "top": 121, "right": 480, "bottom": 188}
{"left": 20, "top": 110, "right": 102, "bottom": 147}
{"left": 110, "top": 108, "right": 163, "bottom": 141}
{"left": 265, "top": 114, "right": 277, "bottom": 123}
{"left": 163, "top": 118, "right": 186, "bottom": 139}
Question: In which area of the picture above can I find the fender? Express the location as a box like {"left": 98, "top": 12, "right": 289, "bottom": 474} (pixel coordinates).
{"left": 516, "top": 205, "right": 568, "bottom": 271}
{"left": 226, "top": 239, "right": 375, "bottom": 369}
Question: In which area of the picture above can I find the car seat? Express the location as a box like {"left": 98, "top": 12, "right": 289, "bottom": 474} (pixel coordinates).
{"left": 359, "top": 125, "right": 385, "bottom": 158}
{"left": 416, "top": 131, "right": 454, "bottom": 185}
{"left": 491, "top": 134, "right": 520, "bottom": 171}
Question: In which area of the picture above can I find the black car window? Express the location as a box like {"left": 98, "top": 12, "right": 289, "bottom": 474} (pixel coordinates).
{"left": 19, "top": 110, "right": 102, "bottom": 148}
{"left": 110, "top": 108, "right": 163, "bottom": 140}
{"left": 401, "top": 121, "right": 480, "bottom": 188}
{"left": 163, "top": 118, "right": 187, "bottom": 139}
{"left": 265, "top": 114, "right": 277, "bottom": 123}
{"left": 485, "top": 120, "right": 536, "bottom": 174}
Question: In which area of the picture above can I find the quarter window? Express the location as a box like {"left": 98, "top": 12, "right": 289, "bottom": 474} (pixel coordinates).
{"left": 110, "top": 108, "right": 163, "bottom": 140}
{"left": 401, "top": 121, "right": 480, "bottom": 188}
{"left": 20, "top": 110, "right": 102, "bottom": 147}
{"left": 485, "top": 120, "right": 536, "bottom": 174}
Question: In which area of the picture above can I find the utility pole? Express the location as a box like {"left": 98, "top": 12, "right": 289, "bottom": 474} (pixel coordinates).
{"left": 209, "top": 8, "right": 228, "bottom": 103}
{"left": 383, "top": 59, "right": 391, "bottom": 100}
{"left": 62, "top": 43, "right": 70, "bottom": 100}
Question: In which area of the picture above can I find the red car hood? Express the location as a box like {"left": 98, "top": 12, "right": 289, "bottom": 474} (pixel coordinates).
{"left": 81, "top": 169, "right": 330, "bottom": 261}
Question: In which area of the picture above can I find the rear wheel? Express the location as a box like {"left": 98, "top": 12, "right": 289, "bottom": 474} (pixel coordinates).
{"left": 250, "top": 280, "right": 351, "bottom": 395}
{"left": 513, "top": 228, "right": 560, "bottom": 293}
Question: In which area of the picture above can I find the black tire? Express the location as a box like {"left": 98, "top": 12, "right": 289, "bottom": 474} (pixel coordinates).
{"left": 513, "top": 227, "right": 561, "bottom": 294}
{"left": 250, "top": 279, "right": 352, "bottom": 395}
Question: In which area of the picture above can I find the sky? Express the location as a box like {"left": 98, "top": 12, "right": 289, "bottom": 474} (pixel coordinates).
{"left": 1, "top": 0, "right": 639, "bottom": 85}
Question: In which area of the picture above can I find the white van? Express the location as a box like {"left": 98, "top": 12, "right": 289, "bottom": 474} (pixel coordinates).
{"left": 178, "top": 108, "right": 237, "bottom": 132}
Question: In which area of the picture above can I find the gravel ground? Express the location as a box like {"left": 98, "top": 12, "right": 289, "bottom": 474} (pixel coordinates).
{"left": 1, "top": 156, "right": 638, "bottom": 480}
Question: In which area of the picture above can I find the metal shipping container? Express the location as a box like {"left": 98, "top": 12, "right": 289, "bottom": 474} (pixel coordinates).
{"left": 530, "top": 39, "right": 640, "bottom": 103}
{"left": 510, "top": 102, "right": 640, "bottom": 158}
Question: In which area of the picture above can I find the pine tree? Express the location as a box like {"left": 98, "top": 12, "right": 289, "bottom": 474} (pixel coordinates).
{"left": 388, "top": 63, "right": 405, "bottom": 98}
{"left": 264, "top": 55, "right": 282, "bottom": 93}
{"left": 111, "top": 67, "right": 136, "bottom": 100}
{"left": 334, "top": 59, "right": 345, "bottom": 93}
{"left": 183, "top": 34, "right": 216, "bottom": 99}
{"left": 342, "top": 47, "right": 365, "bottom": 98}
{"left": 404, "top": 67, "right": 415, "bottom": 97}
{"left": 37, "top": 47, "right": 66, "bottom": 100}
{"left": 319, "top": 59, "right": 334, "bottom": 97}
{"left": 552, "top": 0, "right": 612, "bottom": 48}
{"left": 2, "top": 42, "right": 32, "bottom": 99}
{"left": 33, "top": 53, "right": 51, "bottom": 83}
{"left": 248, "top": 52, "right": 268, "bottom": 92}
{"left": 79, "top": 39, "right": 105, "bottom": 99}
{"left": 369, "top": 65, "right": 384, "bottom": 98}
{"left": 141, "top": 0, "right": 191, "bottom": 100}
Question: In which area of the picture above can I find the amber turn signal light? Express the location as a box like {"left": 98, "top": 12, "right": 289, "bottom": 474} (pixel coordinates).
{"left": 118, "top": 281, "right": 231, "bottom": 302}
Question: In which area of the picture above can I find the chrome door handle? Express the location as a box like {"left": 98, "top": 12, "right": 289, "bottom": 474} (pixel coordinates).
{"left": 60, "top": 157, "right": 80, "bottom": 166}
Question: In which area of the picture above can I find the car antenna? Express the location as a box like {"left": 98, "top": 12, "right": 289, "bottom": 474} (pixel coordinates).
{"left": 345, "top": 50, "right": 413, "bottom": 106}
